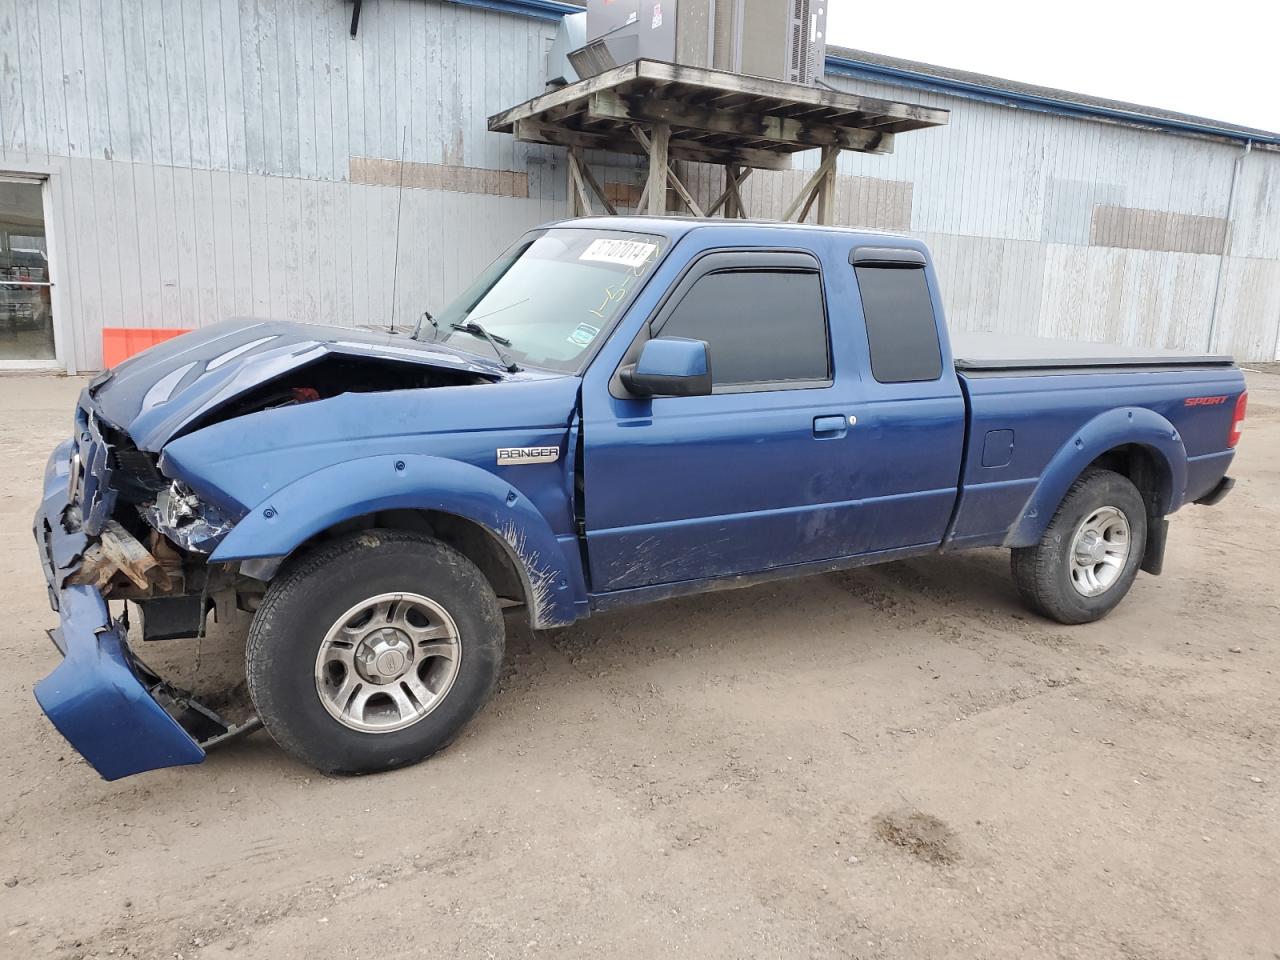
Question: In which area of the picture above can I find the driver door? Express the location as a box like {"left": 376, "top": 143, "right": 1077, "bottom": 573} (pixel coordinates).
{"left": 580, "top": 250, "right": 863, "bottom": 593}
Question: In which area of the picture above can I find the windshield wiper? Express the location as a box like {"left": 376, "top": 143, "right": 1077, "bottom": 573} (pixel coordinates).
{"left": 450, "top": 320, "right": 520, "bottom": 372}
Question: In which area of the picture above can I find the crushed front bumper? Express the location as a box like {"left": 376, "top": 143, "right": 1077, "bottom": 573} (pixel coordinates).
{"left": 34, "top": 586, "right": 206, "bottom": 780}
{"left": 33, "top": 440, "right": 206, "bottom": 780}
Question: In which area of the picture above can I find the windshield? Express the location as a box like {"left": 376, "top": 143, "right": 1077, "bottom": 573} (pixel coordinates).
{"left": 430, "top": 228, "right": 665, "bottom": 372}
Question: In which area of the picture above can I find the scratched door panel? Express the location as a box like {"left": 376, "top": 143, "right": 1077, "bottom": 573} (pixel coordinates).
{"left": 582, "top": 386, "right": 872, "bottom": 591}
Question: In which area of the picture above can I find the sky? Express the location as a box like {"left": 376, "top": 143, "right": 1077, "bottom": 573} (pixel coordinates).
{"left": 826, "top": 0, "right": 1280, "bottom": 133}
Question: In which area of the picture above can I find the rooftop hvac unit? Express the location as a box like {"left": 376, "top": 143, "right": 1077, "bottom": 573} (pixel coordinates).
{"left": 547, "top": 11, "right": 587, "bottom": 86}
{"left": 568, "top": 0, "right": 827, "bottom": 85}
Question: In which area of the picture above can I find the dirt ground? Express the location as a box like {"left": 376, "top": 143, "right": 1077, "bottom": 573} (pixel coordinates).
{"left": 1, "top": 369, "right": 1278, "bottom": 960}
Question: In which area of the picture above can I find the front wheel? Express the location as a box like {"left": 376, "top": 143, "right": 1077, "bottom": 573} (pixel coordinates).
{"left": 245, "top": 531, "right": 504, "bottom": 775}
{"left": 1011, "top": 469, "right": 1148, "bottom": 624}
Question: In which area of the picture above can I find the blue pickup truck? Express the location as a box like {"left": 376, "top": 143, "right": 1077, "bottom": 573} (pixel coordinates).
{"left": 34, "top": 217, "right": 1247, "bottom": 780}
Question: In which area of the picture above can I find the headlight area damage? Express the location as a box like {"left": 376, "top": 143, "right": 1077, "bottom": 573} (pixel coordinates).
{"left": 34, "top": 415, "right": 262, "bottom": 781}
{"left": 143, "top": 481, "right": 237, "bottom": 554}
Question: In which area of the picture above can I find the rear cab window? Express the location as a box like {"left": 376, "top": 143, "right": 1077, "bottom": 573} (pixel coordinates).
{"left": 851, "top": 247, "right": 943, "bottom": 384}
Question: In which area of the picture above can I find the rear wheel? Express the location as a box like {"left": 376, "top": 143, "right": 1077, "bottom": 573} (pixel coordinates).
{"left": 1011, "top": 469, "right": 1147, "bottom": 624}
{"left": 245, "top": 531, "right": 504, "bottom": 775}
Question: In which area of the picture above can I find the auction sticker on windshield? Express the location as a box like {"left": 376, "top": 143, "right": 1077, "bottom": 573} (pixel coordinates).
{"left": 568, "top": 322, "right": 600, "bottom": 347}
{"left": 579, "top": 238, "right": 658, "bottom": 269}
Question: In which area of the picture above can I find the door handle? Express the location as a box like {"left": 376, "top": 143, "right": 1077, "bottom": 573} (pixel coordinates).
{"left": 813, "top": 415, "right": 850, "bottom": 438}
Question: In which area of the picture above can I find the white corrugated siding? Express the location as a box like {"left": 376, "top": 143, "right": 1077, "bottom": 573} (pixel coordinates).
{"left": 732, "top": 73, "right": 1280, "bottom": 360}
{"left": 0, "top": 0, "right": 566, "bottom": 372}
{"left": 0, "top": 0, "right": 1278, "bottom": 369}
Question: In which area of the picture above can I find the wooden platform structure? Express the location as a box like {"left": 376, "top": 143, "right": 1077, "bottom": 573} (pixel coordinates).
{"left": 488, "top": 59, "right": 949, "bottom": 223}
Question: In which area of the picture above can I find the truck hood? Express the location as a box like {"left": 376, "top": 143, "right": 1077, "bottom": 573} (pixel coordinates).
{"left": 87, "top": 319, "right": 536, "bottom": 451}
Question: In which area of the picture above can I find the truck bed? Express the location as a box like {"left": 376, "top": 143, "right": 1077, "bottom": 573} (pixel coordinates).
{"left": 951, "top": 332, "right": 1234, "bottom": 372}
{"left": 948, "top": 355, "right": 1243, "bottom": 553}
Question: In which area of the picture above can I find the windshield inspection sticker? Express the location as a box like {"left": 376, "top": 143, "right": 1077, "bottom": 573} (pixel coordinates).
{"left": 568, "top": 322, "right": 600, "bottom": 347}
{"left": 580, "top": 238, "right": 658, "bottom": 269}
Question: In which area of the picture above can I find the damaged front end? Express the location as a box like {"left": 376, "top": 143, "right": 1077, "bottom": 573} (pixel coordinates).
{"left": 33, "top": 319, "right": 541, "bottom": 779}
{"left": 33, "top": 402, "right": 259, "bottom": 781}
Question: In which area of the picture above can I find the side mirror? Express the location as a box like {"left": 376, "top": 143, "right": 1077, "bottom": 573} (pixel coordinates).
{"left": 619, "top": 337, "right": 712, "bottom": 398}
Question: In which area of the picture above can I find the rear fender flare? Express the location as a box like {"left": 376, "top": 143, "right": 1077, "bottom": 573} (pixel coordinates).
{"left": 1005, "top": 407, "right": 1187, "bottom": 548}
{"left": 208, "top": 454, "right": 582, "bottom": 628}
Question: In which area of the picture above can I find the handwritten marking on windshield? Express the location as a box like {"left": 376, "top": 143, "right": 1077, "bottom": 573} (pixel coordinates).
{"left": 588, "top": 247, "right": 659, "bottom": 321}
{"left": 589, "top": 284, "right": 628, "bottom": 320}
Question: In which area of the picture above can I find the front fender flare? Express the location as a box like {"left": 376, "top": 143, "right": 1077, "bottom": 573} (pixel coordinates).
{"left": 1005, "top": 406, "right": 1187, "bottom": 548}
{"left": 208, "top": 454, "right": 583, "bottom": 628}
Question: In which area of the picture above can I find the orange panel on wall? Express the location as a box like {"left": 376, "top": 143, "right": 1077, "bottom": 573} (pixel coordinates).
{"left": 101, "top": 328, "right": 191, "bottom": 369}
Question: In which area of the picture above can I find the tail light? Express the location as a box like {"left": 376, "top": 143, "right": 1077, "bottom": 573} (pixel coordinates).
{"left": 1228, "top": 391, "right": 1247, "bottom": 448}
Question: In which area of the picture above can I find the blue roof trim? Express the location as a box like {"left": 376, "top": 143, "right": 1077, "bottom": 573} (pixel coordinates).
{"left": 445, "top": 0, "right": 579, "bottom": 21}
{"left": 824, "top": 55, "right": 1280, "bottom": 147}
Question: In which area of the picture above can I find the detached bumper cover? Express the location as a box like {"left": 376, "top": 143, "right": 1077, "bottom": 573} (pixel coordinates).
{"left": 33, "top": 441, "right": 205, "bottom": 781}
{"left": 34, "top": 586, "right": 205, "bottom": 780}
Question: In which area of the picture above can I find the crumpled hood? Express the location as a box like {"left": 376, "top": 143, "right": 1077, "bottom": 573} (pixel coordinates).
{"left": 88, "top": 319, "right": 523, "bottom": 451}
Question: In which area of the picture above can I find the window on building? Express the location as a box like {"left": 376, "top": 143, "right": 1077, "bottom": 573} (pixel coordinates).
{"left": 0, "top": 177, "right": 54, "bottom": 365}
{"left": 854, "top": 264, "right": 942, "bottom": 383}
{"left": 656, "top": 268, "right": 830, "bottom": 389}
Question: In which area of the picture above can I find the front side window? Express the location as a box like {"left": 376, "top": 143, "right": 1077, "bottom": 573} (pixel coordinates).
{"left": 656, "top": 268, "right": 830, "bottom": 389}
{"left": 433, "top": 229, "right": 664, "bottom": 373}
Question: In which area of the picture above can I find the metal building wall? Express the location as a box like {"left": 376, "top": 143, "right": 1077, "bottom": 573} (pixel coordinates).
{"left": 0, "top": 0, "right": 567, "bottom": 373}
{"left": 1, "top": 0, "right": 1278, "bottom": 370}
{"left": 683, "top": 74, "right": 1280, "bottom": 360}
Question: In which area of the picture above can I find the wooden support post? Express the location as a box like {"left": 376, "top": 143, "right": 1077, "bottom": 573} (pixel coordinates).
{"left": 664, "top": 161, "right": 706, "bottom": 217}
{"left": 643, "top": 123, "right": 670, "bottom": 216}
{"left": 633, "top": 124, "right": 706, "bottom": 217}
{"left": 728, "top": 165, "right": 750, "bottom": 218}
{"left": 707, "top": 165, "right": 753, "bottom": 218}
{"left": 724, "top": 163, "right": 740, "bottom": 218}
{"left": 798, "top": 184, "right": 820, "bottom": 223}
{"left": 576, "top": 157, "right": 619, "bottom": 215}
{"left": 635, "top": 176, "right": 650, "bottom": 215}
{"left": 567, "top": 147, "right": 593, "bottom": 217}
{"left": 815, "top": 145, "right": 839, "bottom": 225}
{"left": 781, "top": 147, "right": 840, "bottom": 222}
{"left": 567, "top": 152, "right": 579, "bottom": 217}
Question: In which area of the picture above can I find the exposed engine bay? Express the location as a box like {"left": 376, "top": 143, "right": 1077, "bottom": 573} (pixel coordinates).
{"left": 184, "top": 354, "right": 492, "bottom": 436}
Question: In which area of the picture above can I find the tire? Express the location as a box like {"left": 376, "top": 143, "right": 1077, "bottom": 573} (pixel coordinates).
{"left": 1011, "top": 469, "right": 1148, "bottom": 625}
{"left": 245, "top": 530, "right": 504, "bottom": 775}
